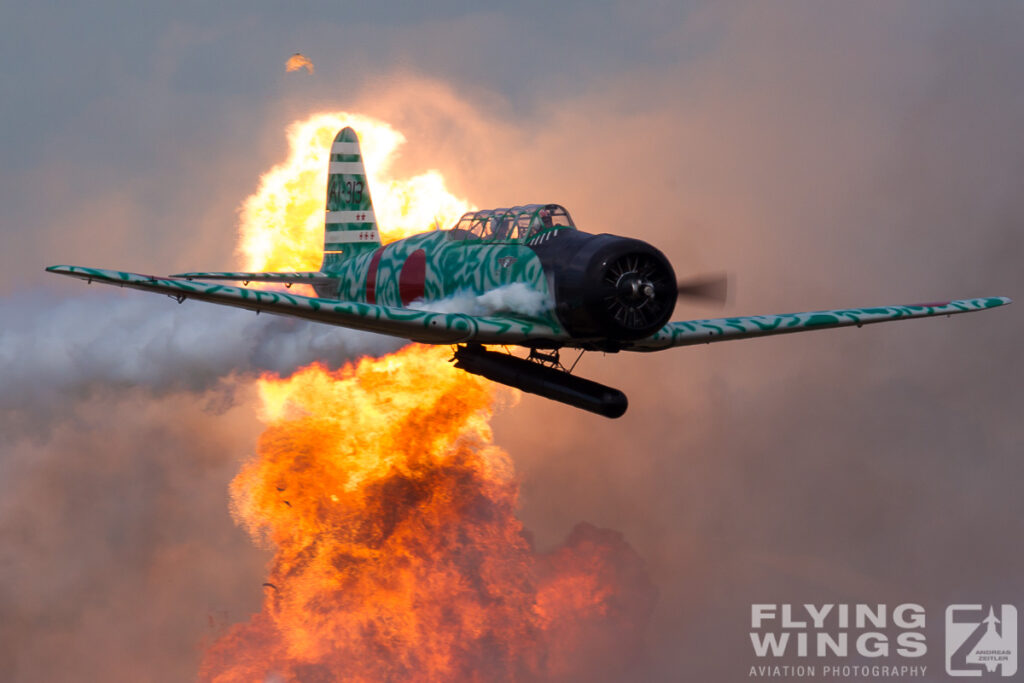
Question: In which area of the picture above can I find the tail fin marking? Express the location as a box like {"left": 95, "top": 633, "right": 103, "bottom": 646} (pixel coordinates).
{"left": 321, "top": 127, "right": 382, "bottom": 270}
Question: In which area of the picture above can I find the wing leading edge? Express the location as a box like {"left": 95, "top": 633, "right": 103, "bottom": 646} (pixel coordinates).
{"left": 44, "top": 266, "right": 1009, "bottom": 352}
{"left": 172, "top": 271, "right": 338, "bottom": 286}
{"left": 46, "top": 265, "right": 566, "bottom": 345}
{"left": 628, "top": 297, "right": 1011, "bottom": 351}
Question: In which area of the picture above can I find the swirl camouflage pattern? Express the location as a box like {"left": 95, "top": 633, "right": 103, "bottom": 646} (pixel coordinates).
{"left": 46, "top": 127, "right": 1011, "bottom": 417}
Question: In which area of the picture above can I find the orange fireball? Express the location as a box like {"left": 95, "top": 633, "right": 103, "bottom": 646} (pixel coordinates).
{"left": 237, "top": 113, "right": 472, "bottom": 274}
{"left": 201, "top": 347, "right": 654, "bottom": 681}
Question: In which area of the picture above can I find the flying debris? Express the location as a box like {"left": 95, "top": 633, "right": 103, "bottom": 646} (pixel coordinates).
{"left": 47, "top": 127, "right": 1011, "bottom": 417}
{"left": 285, "top": 52, "right": 313, "bottom": 74}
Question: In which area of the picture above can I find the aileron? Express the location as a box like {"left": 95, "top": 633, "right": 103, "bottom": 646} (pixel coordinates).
{"left": 629, "top": 298, "right": 1012, "bottom": 351}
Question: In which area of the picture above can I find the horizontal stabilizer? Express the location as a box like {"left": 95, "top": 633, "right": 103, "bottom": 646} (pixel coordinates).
{"left": 172, "top": 271, "right": 338, "bottom": 286}
{"left": 630, "top": 297, "right": 1011, "bottom": 351}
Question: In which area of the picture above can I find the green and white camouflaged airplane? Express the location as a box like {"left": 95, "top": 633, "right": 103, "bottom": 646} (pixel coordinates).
{"left": 47, "top": 127, "right": 1010, "bottom": 417}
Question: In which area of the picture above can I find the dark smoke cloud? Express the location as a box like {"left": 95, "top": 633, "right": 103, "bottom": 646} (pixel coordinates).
{"left": 480, "top": 4, "right": 1024, "bottom": 680}
{"left": 0, "top": 388, "right": 269, "bottom": 681}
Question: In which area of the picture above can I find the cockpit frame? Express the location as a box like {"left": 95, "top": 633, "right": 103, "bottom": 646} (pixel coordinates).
{"left": 447, "top": 204, "right": 575, "bottom": 243}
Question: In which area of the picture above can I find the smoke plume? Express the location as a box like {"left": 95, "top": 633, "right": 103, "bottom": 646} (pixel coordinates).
{"left": 0, "top": 291, "right": 401, "bottom": 435}
{"left": 411, "top": 283, "right": 551, "bottom": 318}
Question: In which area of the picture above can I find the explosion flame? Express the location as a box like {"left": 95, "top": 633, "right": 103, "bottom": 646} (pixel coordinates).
{"left": 201, "top": 114, "right": 655, "bottom": 681}
{"left": 237, "top": 114, "right": 473, "bottom": 274}
{"left": 285, "top": 53, "right": 315, "bottom": 74}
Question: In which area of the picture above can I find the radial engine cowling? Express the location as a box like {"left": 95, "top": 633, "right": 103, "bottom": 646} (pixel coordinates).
{"left": 545, "top": 233, "right": 677, "bottom": 342}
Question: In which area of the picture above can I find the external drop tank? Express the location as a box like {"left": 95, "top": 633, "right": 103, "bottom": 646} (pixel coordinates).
{"left": 453, "top": 345, "right": 628, "bottom": 418}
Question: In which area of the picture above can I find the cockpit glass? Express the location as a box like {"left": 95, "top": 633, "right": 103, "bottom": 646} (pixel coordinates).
{"left": 548, "top": 205, "right": 573, "bottom": 228}
{"left": 448, "top": 205, "right": 575, "bottom": 242}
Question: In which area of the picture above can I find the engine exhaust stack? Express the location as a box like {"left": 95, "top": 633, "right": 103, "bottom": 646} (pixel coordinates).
{"left": 453, "top": 346, "right": 628, "bottom": 418}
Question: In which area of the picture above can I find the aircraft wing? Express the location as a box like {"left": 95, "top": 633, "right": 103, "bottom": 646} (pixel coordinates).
{"left": 628, "top": 297, "right": 1011, "bottom": 351}
{"left": 46, "top": 266, "right": 566, "bottom": 345}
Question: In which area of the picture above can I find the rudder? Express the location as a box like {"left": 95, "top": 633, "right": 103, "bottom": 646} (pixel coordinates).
{"left": 321, "top": 127, "right": 382, "bottom": 272}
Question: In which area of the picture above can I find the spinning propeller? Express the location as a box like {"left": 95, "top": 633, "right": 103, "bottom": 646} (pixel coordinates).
{"left": 676, "top": 272, "right": 730, "bottom": 306}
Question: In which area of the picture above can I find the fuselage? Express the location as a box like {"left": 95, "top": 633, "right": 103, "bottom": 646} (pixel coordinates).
{"left": 317, "top": 205, "right": 678, "bottom": 350}
{"left": 324, "top": 229, "right": 552, "bottom": 310}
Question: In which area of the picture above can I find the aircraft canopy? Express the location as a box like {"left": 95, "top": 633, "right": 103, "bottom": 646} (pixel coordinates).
{"left": 449, "top": 204, "right": 575, "bottom": 242}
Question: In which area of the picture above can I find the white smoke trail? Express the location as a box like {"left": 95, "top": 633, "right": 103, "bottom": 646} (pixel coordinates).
{"left": 0, "top": 291, "right": 403, "bottom": 431}
{"left": 410, "top": 283, "right": 551, "bottom": 317}
{"left": 1, "top": 283, "right": 548, "bottom": 434}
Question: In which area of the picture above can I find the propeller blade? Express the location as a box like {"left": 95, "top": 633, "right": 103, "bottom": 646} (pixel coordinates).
{"left": 676, "top": 273, "right": 730, "bottom": 305}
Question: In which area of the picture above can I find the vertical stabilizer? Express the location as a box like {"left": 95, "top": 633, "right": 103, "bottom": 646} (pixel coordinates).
{"left": 321, "top": 127, "right": 382, "bottom": 272}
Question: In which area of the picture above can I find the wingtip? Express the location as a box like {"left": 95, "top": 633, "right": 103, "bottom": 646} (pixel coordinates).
{"left": 927, "top": 296, "right": 1012, "bottom": 309}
